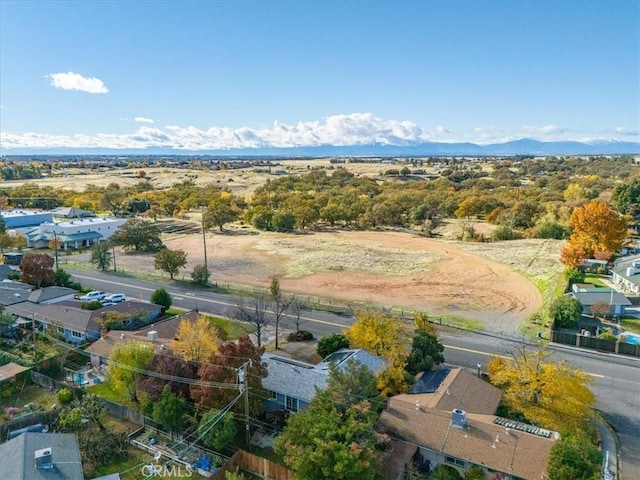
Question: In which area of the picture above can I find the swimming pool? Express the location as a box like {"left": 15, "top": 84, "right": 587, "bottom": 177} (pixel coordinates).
{"left": 622, "top": 332, "right": 640, "bottom": 345}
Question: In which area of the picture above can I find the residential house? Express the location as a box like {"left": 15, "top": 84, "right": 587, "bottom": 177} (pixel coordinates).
{"left": 0, "top": 210, "right": 54, "bottom": 229}
{"left": 0, "top": 281, "right": 33, "bottom": 308}
{"left": 0, "top": 264, "right": 17, "bottom": 280}
{"left": 263, "top": 348, "right": 387, "bottom": 413}
{"left": 378, "top": 367, "right": 558, "bottom": 480}
{"left": 86, "top": 310, "right": 198, "bottom": 369}
{"left": 5, "top": 300, "right": 162, "bottom": 344}
{"left": 571, "top": 289, "right": 632, "bottom": 317}
{"left": 611, "top": 255, "right": 640, "bottom": 296}
{"left": 28, "top": 286, "right": 77, "bottom": 304}
{"left": 24, "top": 217, "right": 126, "bottom": 250}
{"left": 0, "top": 432, "right": 84, "bottom": 480}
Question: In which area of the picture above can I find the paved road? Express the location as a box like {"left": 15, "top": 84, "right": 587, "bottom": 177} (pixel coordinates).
{"left": 70, "top": 269, "right": 640, "bottom": 479}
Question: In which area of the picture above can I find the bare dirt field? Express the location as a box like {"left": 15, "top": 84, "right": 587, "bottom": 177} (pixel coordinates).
{"left": 110, "top": 226, "right": 561, "bottom": 336}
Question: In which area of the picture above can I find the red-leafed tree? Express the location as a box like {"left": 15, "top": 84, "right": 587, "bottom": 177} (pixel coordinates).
{"left": 190, "top": 336, "right": 267, "bottom": 415}
{"left": 136, "top": 353, "right": 197, "bottom": 402}
{"left": 20, "top": 253, "right": 55, "bottom": 287}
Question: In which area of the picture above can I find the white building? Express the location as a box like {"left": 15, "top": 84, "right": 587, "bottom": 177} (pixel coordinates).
{"left": 25, "top": 217, "right": 126, "bottom": 250}
{"left": 0, "top": 210, "right": 53, "bottom": 229}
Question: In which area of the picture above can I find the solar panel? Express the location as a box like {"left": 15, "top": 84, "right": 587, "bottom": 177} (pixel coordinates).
{"left": 409, "top": 367, "right": 451, "bottom": 394}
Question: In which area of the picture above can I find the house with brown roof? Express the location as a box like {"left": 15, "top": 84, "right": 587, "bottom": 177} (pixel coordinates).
{"left": 377, "top": 367, "right": 559, "bottom": 480}
{"left": 86, "top": 311, "right": 198, "bottom": 368}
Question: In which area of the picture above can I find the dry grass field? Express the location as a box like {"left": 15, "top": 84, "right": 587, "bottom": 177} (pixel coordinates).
{"left": 105, "top": 224, "right": 561, "bottom": 335}
{"left": 7, "top": 161, "right": 562, "bottom": 334}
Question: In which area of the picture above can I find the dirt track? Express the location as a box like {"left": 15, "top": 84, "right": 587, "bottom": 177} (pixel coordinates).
{"left": 116, "top": 229, "right": 549, "bottom": 335}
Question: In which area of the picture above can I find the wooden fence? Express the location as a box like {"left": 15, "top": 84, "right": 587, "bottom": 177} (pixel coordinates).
{"left": 0, "top": 409, "right": 59, "bottom": 441}
{"left": 210, "top": 450, "right": 294, "bottom": 480}
{"left": 551, "top": 330, "right": 640, "bottom": 357}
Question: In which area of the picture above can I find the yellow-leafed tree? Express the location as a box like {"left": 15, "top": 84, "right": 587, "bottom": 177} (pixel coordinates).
{"left": 170, "top": 315, "right": 220, "bottom": 362}
{"left": 345, "top": 309, "right": 409, "bottom": 360}
{"left": 560, "top": 200, "right": 628, "bottom": 265}
{"left": 487, "top": 349, "right": 595, "bottom": 434}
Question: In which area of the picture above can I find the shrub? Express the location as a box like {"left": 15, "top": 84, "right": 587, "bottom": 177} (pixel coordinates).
{"left": 81, "top": 301, "right": 103, "bottom": 311}
{"left": 287, "top": 330, "right": 314, "bottom": 342}
{"left": 191, "top": 264, "right": 211, "bottom": 287}
{"left": 549, "top": 296, "right": 583, "bottom": 329}
{"left": 317, "top": 333, "right": 350, "bottom": 359}
{"left": 430, "top": 464, "right": 462, "bottom": 480}
{"left": 150, "top": 288, "right": 172, "bottom": 312}
{"left": 491, "top": 225, "right": 522, "bottom": 241}
{"left": 57, "top": 388, "right": 74, "bottom": 405}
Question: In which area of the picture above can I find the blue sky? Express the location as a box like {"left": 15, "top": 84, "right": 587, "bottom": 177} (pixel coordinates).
{"left": 1, "top": 0, "right": 638, "bottom": 151}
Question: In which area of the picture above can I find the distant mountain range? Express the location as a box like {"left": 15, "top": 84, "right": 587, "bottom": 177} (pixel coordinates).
{"left": 2, "top": 138, "right": 638, "bottom": 157}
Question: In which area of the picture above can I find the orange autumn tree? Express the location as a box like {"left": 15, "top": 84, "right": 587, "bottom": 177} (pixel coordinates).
{"left": 560, "top": 200, "right": 627, "bottom": 267}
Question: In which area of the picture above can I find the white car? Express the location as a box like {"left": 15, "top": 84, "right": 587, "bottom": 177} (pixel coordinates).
{"left": 79, "top": 291, "right": 107, "bottom": 302}
{"left": 104, "top": 293, "right": 126, "bottom": 303}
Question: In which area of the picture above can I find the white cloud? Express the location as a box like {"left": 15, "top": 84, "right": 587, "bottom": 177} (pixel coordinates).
{"left": 134, "top": 117, "right": 155, "bottom": 124}
{"left": 1, "top": 113, "right": 638, "bottom": 150}
{"left": 45, "top": 71, "right": 109, "bottom": 94}
{"left": 615, "top": 126, "right": 638, "bottom": 136}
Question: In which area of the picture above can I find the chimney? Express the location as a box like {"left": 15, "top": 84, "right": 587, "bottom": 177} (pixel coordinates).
{"left": 147, "top": 330, "right": 158, "bottom": 342}
{"left": 451, "top": 409, "right": 467, "bottom": 429}
{"left": 35, "top": 447, "right": 53, "bottom": 469}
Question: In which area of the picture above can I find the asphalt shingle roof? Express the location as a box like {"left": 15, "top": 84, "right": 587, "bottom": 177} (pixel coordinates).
{"left": 0, "top": 432, "right": 84, "bottom": 480}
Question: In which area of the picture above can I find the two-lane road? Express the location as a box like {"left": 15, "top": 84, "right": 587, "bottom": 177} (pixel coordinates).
{"left": 70, "top": 269, "right": 640, "bottom": 479}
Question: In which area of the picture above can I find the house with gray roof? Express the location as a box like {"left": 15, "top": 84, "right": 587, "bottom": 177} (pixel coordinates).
{"left": 263, "top": 348, "right": 387, "bottom": 413}
{"left": 6, "top": 299, "right": 162, "bottom": 344}
{"left": 571, "top": 289, "right": 632, "bottom": 317}
{"left": 611, "top": 255, "right": 640, "bottom": 296}
{"left": 6, "top": 302, "right": 101, "bottom": 344}
{"left": 28, "top": 286, "right": 77, "bottom": 304}
{"left": 0, "top": 432, "right": 84, "bottom": 480}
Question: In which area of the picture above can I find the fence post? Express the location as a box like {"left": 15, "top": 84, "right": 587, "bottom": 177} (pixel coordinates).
{"left": 615, "top": 341, "right": 619, "bottom": 354}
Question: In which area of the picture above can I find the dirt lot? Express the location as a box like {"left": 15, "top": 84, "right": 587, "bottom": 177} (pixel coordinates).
{"left": 109, "top": 225, "right": 560, "bottom": 335}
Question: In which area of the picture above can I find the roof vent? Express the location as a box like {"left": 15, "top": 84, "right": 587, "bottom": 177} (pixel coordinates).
{"left": 451, "top": 409, "right": 467, "bottom": 429}
{"left": 147, "top": 330, "right": 158, "bottom": 341}
{"left": 35, "top": 447, "right": 53, "bottom": 469}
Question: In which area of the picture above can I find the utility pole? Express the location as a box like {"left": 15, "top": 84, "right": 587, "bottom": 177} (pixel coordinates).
{"left": 201, "top": 211, "right": 208, "bottom": 273}
{"left": 239, "top": 362, "right": 251, "bottom": 446}
{"left": 53, "top": 231, "right": 59, "bottom": 270}
{"left": 112, "top": 242, "right": 117, "bottom": 273}
{"left": 32, "top": 314, "right": 38, "bottom": 365}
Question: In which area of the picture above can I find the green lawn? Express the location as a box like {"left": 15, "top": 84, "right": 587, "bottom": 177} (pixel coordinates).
{"left": 86, "top": 381, "right": 137, "bottom": 407}
{"left": 583, "top": 274, "right": 608, "bottom": 288}
{"left": 92, "top": 446, "right": 150, "bottom": 479}
{"left": 620, "top": 318, "right": 640, "bottom": 334}
{"left": 207, "top": 315, "right": 250, "bottom": 340}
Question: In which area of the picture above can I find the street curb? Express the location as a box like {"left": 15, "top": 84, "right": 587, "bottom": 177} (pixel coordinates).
{"left": 549, "top": 341, "right": 640, "bottom": 364}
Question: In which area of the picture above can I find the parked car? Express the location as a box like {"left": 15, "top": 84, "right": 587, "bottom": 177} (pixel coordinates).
{"left": 104, "top": 293, "right": 126, "bottom": 303}
{"left": 79, "top": 291, "right": 107, "bottom": 302}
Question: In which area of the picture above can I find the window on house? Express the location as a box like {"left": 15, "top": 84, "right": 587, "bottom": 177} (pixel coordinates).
{"left": 444, "top": 456, "right": 465, "bottom": 467}
{"left": 71, "top": 330, "right": 83, "bottom": 339}
{"left": 269, "top": 391, "right": 277, "bottom": 400}
{"left": 285, "top": 395, "right": 299, "bottom": 412}
{"left": 57, "top": 326, "right": 64, "bottom": 335}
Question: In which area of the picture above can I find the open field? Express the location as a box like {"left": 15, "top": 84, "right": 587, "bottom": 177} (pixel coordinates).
{"left": 0, "top": 159, "right": 441, "bottom": 198}
{"left": 99, "top": 224, "right": 561, "bottom": 335}
{"left": 2, "top": 161, "right": 564, "bottom": 335}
